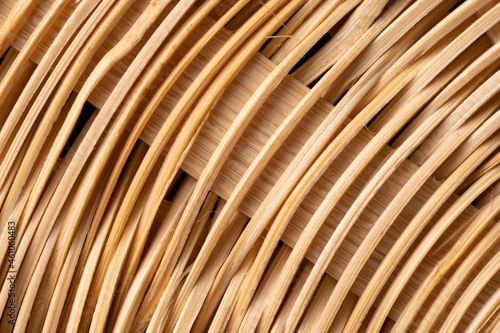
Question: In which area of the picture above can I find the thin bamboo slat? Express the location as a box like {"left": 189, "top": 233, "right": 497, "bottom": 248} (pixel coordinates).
{"left": 0, "top": 0, "right": 499, "bottom": 332}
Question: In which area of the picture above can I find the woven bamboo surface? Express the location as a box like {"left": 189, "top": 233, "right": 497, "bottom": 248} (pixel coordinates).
{"left": 0, "top": 0, "right": 499, "bottom": 331}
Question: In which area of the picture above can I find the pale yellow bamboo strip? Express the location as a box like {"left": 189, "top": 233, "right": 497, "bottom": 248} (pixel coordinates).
{"left": 151, "top": 189, "right": 217, "bottom": 333}
{"left": 267, "top": 31, "right": 492, "bottom": 332}
{"left": 0, "top": 108, "right": 37, "bottom": 230}
{"left": 4, "top": 144, "right": 95, "bottom": 332}
{"left": 198, "top": 4, "right": 418, "bottom": 329}
{"left": 466, "top": 284, "right": 500, "bottom": 333}
{"left": 477, "top": 2, "right": 500, "bottom": 43}
{"left": 366, "top": 24, "right": 488, "bottom": 134}
{"left": 0, "top": 58, "right": 36, "bottom": 202}
{"left": 8, "top": 0, "right": 200, "bottom": 329}
{"left": 413, "top": 98, "right": 500, "bottom": 167}
{"left": 291, "top": 0, "right": 400, "bottom": 85}
{"left": 393, "top": 39, "right": 500, "bottom": 150}
{"left": 234, "top": 57, "right": 414, "bottom": 333}
{"left": 439, "top": 240, "right": 500, "bottom": 332}
{"left": 1, "top": 1, "right": 498, "bottom": 328}
{"left": 0, "top": 112, "right": 45, "bottom": 281}
{"left": 297, "top": 274, "right": 358, "bottom": 333}
{"left": 167, "top": 205, "right": 248, "bottom": 332}
{"left": 476, "top": 177, "right": 500, "bottom": 208}
{"left": 0, "top": 0, "right": 42, "bottom": 55}
{"left": 78, "top": 155, "right": 166, "bottom": 332}
{"left": 0, "top": 0, "right": 136, "bottom": 232}
{"left": 59, "top": 5, "right": 247, "bottom": 327}
{"left": 269, "top": 261, "right": 313, "bottom": 332}
{"left": 289, "top": 35, "right": 496, "bottom": 316}
{"left": 104, "top": 4, "right": 236, "bottom": 318}
{"left": 7, "top": 6, "right": 186, "bottom": 314}
{"left": 225, "top": 0, "right": 263, "bottom": 31}
{"left": 125, "top": 3, "right": 307, "bottom": 330}
{"left": 0, "top": 1, "right": 480, "bottom": 310}
{"left": 0, "top": 47, "right": 20, "bottom": 127}
{"left": 60, "top": 141, "right": 148, "bottom": 332}
{"left": 78, "top": 4, "right": 252, "bottom": 311}
{"left": 63, "top": 142, "right": 151, "bottom": 332}
{"left": 0, "top": 0, "right": 132, "bottom": 318}
{"left": 0, "top": 0, "right": 68, "bottom": 111}
{"left": 267, "top": 0, "right": 342, "bottom": 63}
{"left": 10, "top": 0, "right": 174, "bottom": 271}
{"left": 357, "top": 0, "right": 492, "bottom": 130}
{"left": 143, "top": 192, "right": 219, "bottom": 333}
{"left": 0, "top": 0, "right": 101, "bottom": 192}
{"left": 311, "top": 8, "right": 500, "bottom": 326}
{"left": 314, "top": 104, "right": 500, "bottom": 331}
{"left": 355, "top": 134, "right": 500, "bottom": 333}
{"left": 436, "top": 108, "right": 500, "bottom": 180}
{"left": 90, "top": 3, "right": 287, "bottom": 314}
{"left": 60, "top": 2, "right": 227, "bottom": 328}
{"left": 260, "top": 0, "right": 323, "bottom": 59}
{"left": 392, "top": 202, "right": 500, "bottom": 331}
{"left": 381, "top": 318, "right": 395, "bottom": 333}
{"left": 461, "top": 150, "right": 500, "bottom": 192}
{"left": 32, "top": 148, "right": 112, "bottom": 333}
{"left": 206, "top": 238, "right": 262, "bottom": 333}
{"left": 485, "top": 307, "right": 500, "bottom": 333}
{"left": 113, "top": 184, "right": 214, "bottom": 331}
{"left": 0, "top": 46, "right": 16, "bottom": 82}
{"left": 172, "top": 0, "right": 363, "bottom": 325}
{"left": 372, "top": 150, "right": 500, "bottom": 331}
{"left": 229, "top": 245, "right": 292, "bottom": 332}
{"left": 322, "top": 0, "right": 456, "bottom": 105}
{"left": 0, "top": 98, "right": 94, "bottom": 290}
{"left": 10, "top": 93, "right": 76, "bottom": 245}
{"left": 240, "top": 7, "right": 486, "bottom": 322}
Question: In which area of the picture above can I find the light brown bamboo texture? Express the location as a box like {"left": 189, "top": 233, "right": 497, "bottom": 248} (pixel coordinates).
{"left": 0, "top": 0, "right": 499, "bottom": 332}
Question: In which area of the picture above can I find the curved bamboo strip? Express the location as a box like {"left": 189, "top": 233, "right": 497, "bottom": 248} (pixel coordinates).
{"left": 0, "top": 0, "right": 499, "bottom": 332}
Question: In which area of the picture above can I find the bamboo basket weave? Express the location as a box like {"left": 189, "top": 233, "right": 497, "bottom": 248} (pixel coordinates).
{"left": 0, "top": 0, "right": 499, "bottom": 331}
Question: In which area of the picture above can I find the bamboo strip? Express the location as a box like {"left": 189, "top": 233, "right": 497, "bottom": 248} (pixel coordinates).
{"left": 438, "top": 235, "right": 500, "bottom": 332}
{"left": 167, "top": 204, "right": 248, "bottom": 332}
{"left": 0, "top": 0, "right": 101, "bottom": 193}
{"left": 0, "top": 0, "right": 499, "bottom": 331}
{"left": 206, "top": 238, "right": 261, "bottom": 333}
{"left": 291, "top": 0, "right": 397, "bottom": 85}
{"left": 466, "top": 283, "right": 500, "bottom": 333}
{"left": 1, "top": 3, "right": 484, "bottom": 311}
{"left": 254, "top": 27, "right": 488, "bottom": 332}
{"left": 260, "top": 0, "right": 322, "bottom": 59}
{"left": 173, "top": 0, "right": 366, "bottom": 324}
{"left": 311, "top": 5, "right": 500, "bottom": 326}
{"left": 0, "top": 0, "right": 42, "bottom": 55}
{"left": 268, "top": 0, "right": 343, "bottom": 63}
{"left": 61, "top": 141, "right": 149, "bottom": 332}
{"left": 394, "top": 193, "right": 500, "bottom": 332}
{"left": 354, "top": 134, "right": 500, "bottom": 333}
{"left": 118, "top": 2, "right": 309, "bottom": 330}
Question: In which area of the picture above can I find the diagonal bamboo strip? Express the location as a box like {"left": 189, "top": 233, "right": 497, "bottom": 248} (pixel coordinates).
{"left": 0, "top": 3, "right": 488, "bottom": 322}
{"left": 1, "top": 0, "right": 500, "bottom": 331}
{"left": 0, "top": 3, "right": 484, "bottom": 306}
{"left": 466, "top": 279, "right": 500, "bottom": 333}
{"left": 238, "top": 27, "right": 490, "bottom": 333}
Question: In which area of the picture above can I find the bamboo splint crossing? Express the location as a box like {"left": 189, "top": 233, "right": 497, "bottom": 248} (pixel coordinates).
{"left": 0, "top": 0, "right": 499, "bottom": 332}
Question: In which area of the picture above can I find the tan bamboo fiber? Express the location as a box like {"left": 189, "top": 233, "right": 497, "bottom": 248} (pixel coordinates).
{"left": 0, "top": 0, "right": 499, "bottom": 332}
